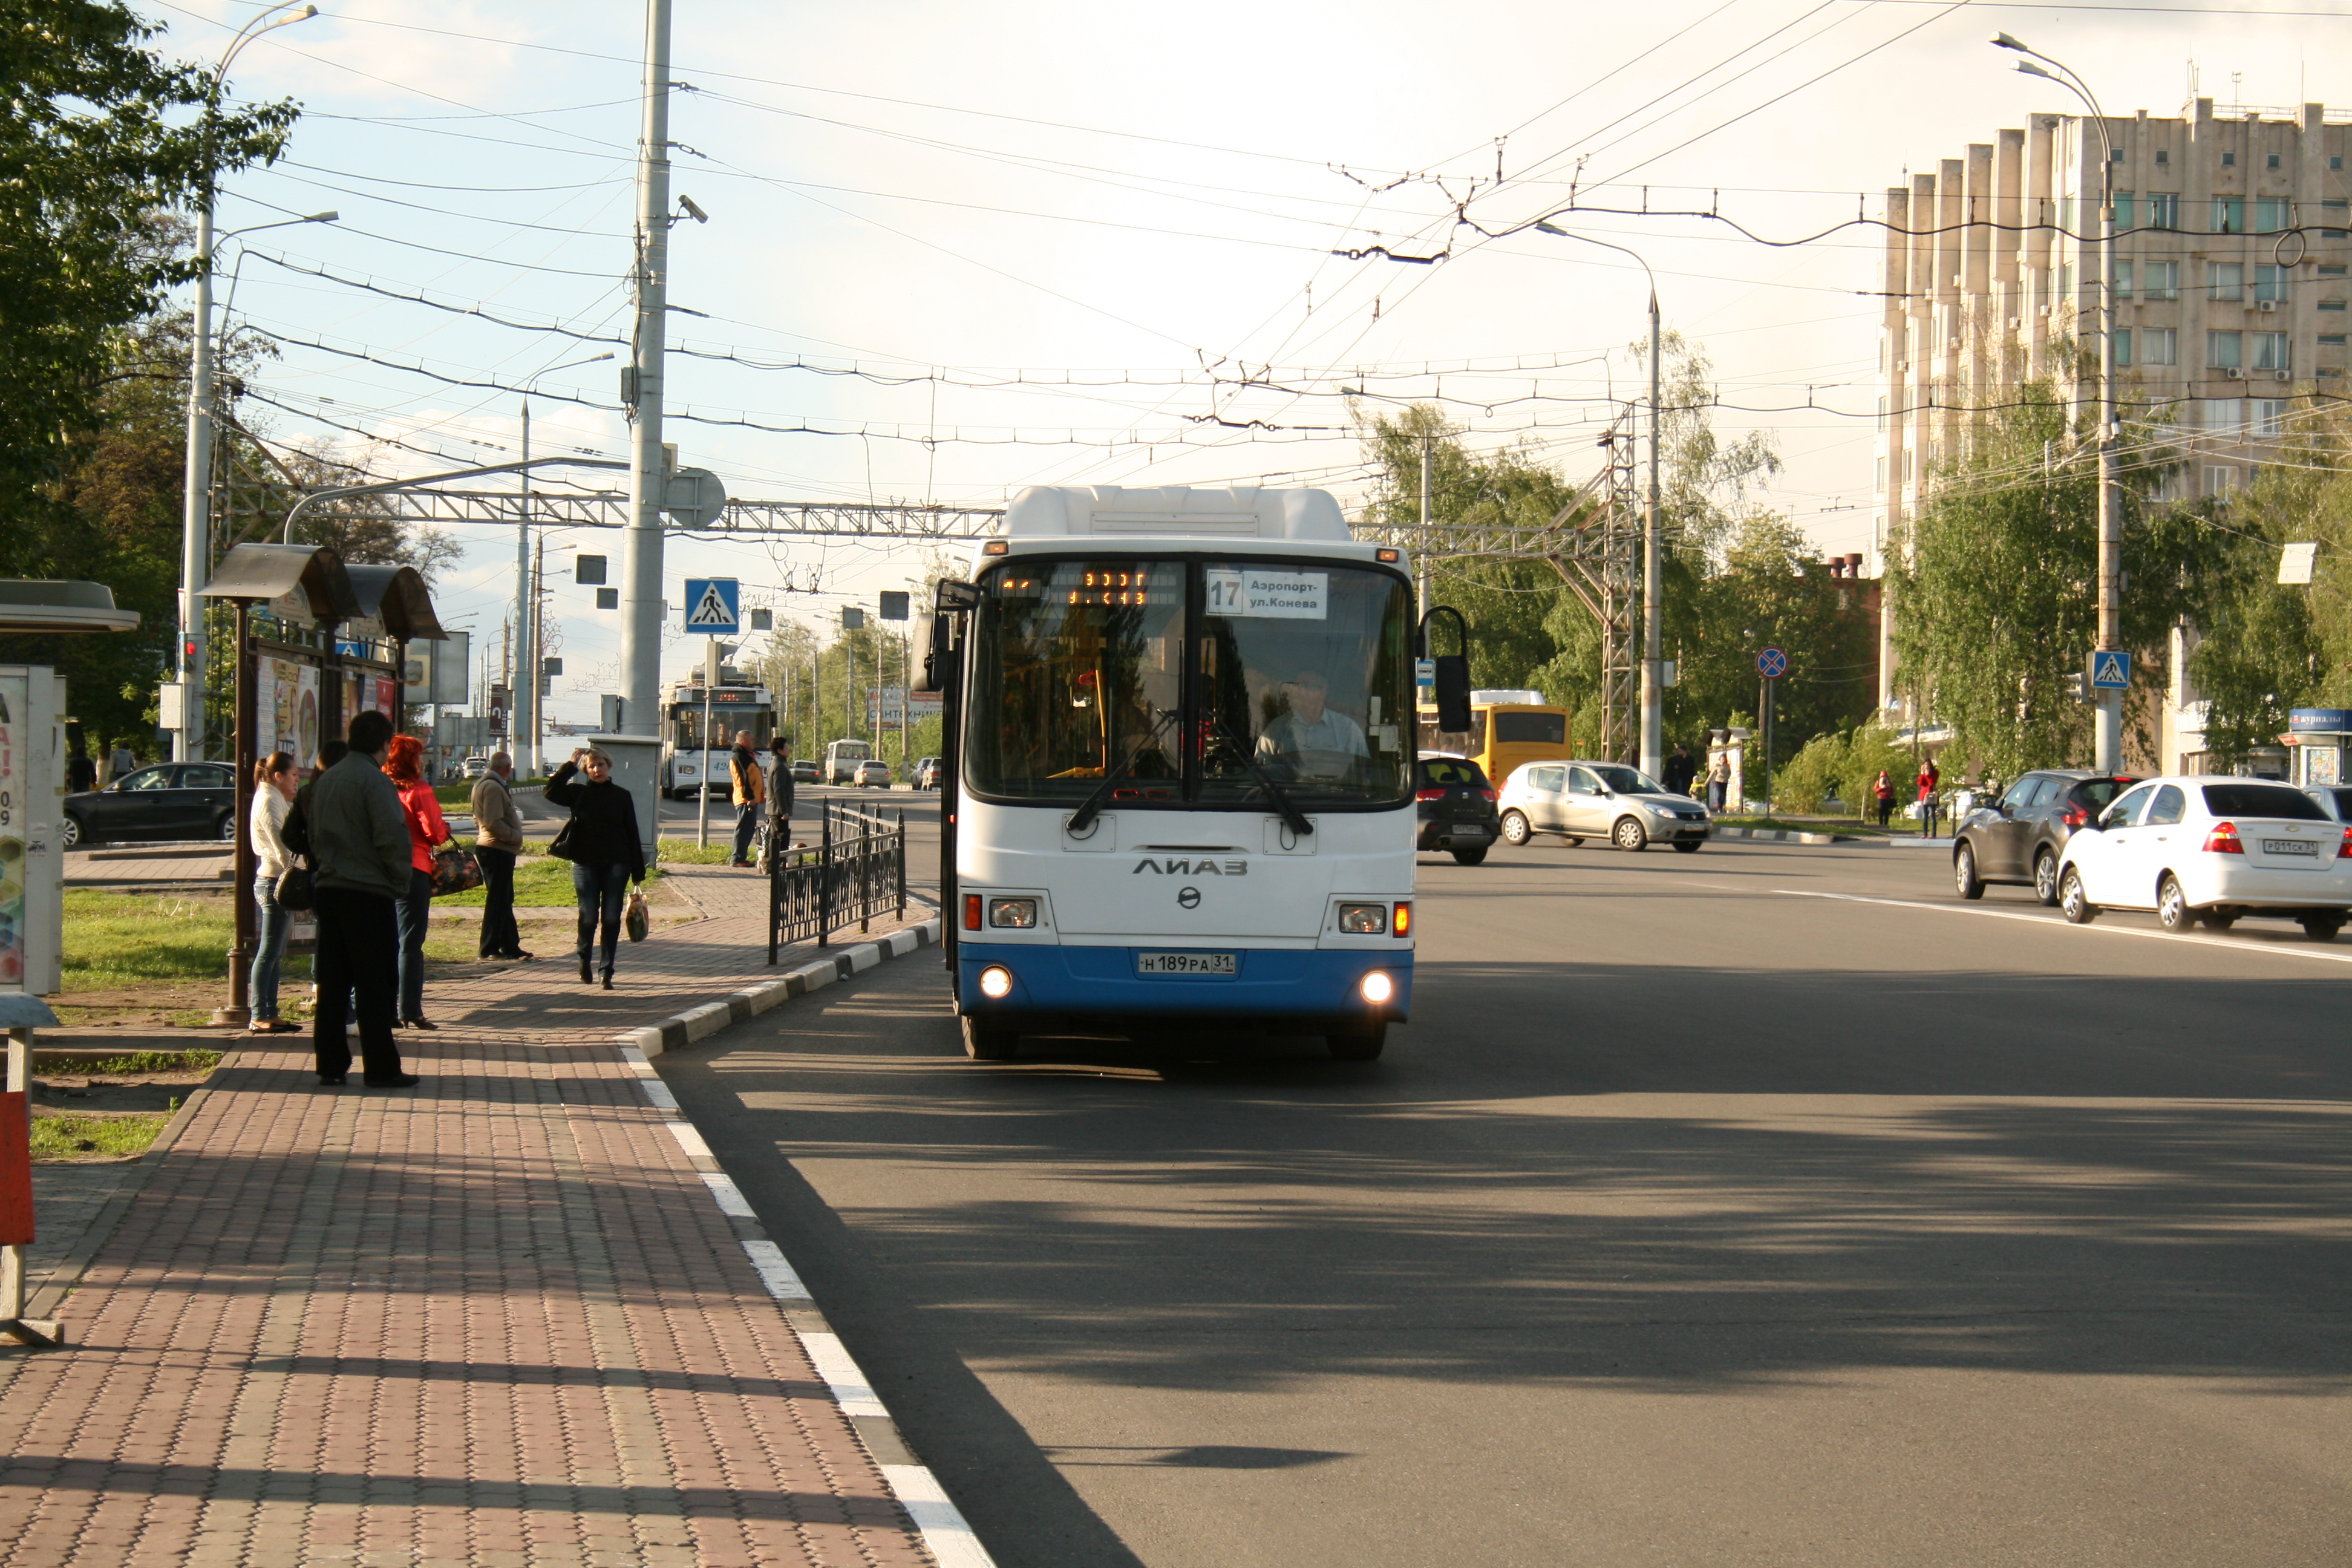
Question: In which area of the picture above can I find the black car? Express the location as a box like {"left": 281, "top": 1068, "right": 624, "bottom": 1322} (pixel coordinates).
{"left": 1953, "top": 768, "right": 2138, "bottom": 904}
{"left": 61, "top": 762, "right": 239, "bottom": 849}
{"left": 1416, "top": 754, "right": 1500, "bottom": 865}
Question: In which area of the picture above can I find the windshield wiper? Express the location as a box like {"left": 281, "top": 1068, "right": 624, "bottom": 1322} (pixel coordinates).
{"left": 1066, "top": 709, "right": 1180, "bottom": 835}
{"left": 1207, "top": 714, "right": 1314, "bottom": 838}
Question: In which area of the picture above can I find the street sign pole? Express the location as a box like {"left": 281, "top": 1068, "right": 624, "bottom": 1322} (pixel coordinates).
{"left": 682, "top": 578, "right": 740, "bottom": 849}
{"left": 1756, "top": 647, "right": 1788, "bottom": 815}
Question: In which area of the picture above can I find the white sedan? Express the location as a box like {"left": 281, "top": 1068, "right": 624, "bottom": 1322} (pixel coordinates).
{"left": 2056, "top": 774, "right": 2352, "bottom": 938}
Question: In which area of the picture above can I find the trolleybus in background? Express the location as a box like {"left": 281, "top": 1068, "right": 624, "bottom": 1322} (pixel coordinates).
{"left": 824, "top": 738, "right": 874, "bottom": 784}
{"left": 915, "top": 484, "right": 1471, "bottom": 1064}
{"left": 1417, "top": 689, "right": 1573, "bottom": 783}
{"left": 659, "top": 675, "right": 776, "bottom": 799}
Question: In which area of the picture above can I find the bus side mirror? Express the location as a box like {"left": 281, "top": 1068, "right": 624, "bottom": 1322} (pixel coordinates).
{"left": 911, "top": 610, "right": 952, "bottom": 693}
{"left": 1420, "top": 606, "right": 1472, "bottom": 733}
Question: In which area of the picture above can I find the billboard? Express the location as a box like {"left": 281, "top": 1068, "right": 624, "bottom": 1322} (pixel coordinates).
{"left": 865, "top": 686, "right": 944, "bottom": 729}
{"left": 257, "top": 657, "right": 322, "bottom": 774}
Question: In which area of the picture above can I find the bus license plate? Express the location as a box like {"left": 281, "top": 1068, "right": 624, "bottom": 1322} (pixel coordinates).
{"left": 2263, "top": 838, "right": 2319, "bottom": 857}
{"left": 1137, "top": 952, "right": 1236, "bottom": 976}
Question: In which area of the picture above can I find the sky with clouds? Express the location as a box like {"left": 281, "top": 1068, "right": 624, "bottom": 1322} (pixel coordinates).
{"left": 151, "top": 0, "right": 2349, "bottom": 725}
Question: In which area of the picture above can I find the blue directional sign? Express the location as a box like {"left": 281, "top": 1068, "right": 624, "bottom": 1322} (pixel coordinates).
{"left": 1757, "top": 646, "right": 1788, "bottom": 680}
{"left": 2088, "top": 649, "right": 2132, "bottom": 690}
{"left": 682, "top": 577, "right": 739, "bottom": 635}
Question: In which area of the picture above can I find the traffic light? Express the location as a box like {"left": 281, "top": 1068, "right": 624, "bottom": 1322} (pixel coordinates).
{"left": 180, "top": 633, "right": 200, "bottom": 674}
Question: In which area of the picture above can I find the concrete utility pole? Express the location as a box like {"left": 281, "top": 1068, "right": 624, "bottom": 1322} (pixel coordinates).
{"left": 1535, "top": 220, "right": 1667, "bottom": 781}
{"left": 517, "top": 400, "right": 535, "bottom": 773}
{"left": 178, "top": 3, "right": 320, "bottom": 762}
{"left": 1998, "top": 34, "right": 2122, "bottom": 770}
{"left": 1417, "top": 436, "right": 1433, "bottom": 620}
{"left": 619, "top": 0, "right": 676, "bottom": 739}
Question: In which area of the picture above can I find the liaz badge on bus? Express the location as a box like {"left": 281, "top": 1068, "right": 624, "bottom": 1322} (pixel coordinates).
{"left": 1137, "top": 952, "right": 1238, "bottom": 975}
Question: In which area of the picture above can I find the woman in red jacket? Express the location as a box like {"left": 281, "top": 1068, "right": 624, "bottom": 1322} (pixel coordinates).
{"left": 384, "top": 734, "right": 451, "bottom": 1030}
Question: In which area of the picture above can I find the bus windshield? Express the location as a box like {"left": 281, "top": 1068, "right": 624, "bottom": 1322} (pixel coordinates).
{"left": 967, "top": 556, "right": 1413, "bottom": 811}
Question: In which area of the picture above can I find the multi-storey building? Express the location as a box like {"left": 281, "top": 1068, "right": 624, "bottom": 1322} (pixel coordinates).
{"left": 1875, "top": 99, "right": 2351, "bottom": 771}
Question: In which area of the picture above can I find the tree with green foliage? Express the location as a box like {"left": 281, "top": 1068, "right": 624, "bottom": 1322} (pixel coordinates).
{"left": 1891, "top": 379, "right": 2225, "bottom": 778}
{"left": 0, "top": 1, "right": 296, "bottom": 753}
{"left": 2185, "top": 404, "right": 2352, "bottom": 765}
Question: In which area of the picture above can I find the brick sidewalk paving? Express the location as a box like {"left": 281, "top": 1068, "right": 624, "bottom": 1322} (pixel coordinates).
{"left": 0, "top": 865, "right": 941, "bottom": 1568}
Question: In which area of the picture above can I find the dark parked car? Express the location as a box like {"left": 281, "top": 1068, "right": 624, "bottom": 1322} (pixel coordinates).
{"left": 911, "top": 756, "right": 943, "bottom": 791}
{"left": 1416, "top": 754, "right": 1500, "bottom": 866}
{"left": 1953, "top": 768, "right": 2137, "bottom": 904}
{"left": 61, "top": 762, "right": 238, "bottom": 849}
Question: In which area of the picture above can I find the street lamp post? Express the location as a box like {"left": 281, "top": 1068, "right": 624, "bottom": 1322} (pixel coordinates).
{"left": 177, "top": 1, "right": 318, "bottom": 763}
{"left": 1535, "top": 220, "right": 1665, "bottom": 779}
{"left": 516, "top": 354, "right": 613, "bottom": 776}
{"left": 1996, "top": 33, "right": 2122, "bottom": 771}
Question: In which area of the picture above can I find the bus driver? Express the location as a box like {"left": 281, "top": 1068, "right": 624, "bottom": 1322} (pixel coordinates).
{"left": 1256, "top": 669, "right": 1368, "bottom": 781}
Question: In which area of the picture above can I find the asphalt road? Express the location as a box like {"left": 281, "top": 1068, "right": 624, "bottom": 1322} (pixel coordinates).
{"left": 658, "top": 832, "right": 2352, "bottom": 1567}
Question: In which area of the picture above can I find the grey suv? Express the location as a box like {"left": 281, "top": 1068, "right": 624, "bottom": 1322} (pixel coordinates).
{"left": 1953, "top": 769, "right": 2137, "bottom": 904}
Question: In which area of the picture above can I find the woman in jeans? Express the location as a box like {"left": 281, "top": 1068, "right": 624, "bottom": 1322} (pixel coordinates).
{"left": 384, "top": 734, "right": 451, "bottom": 1029}
{"left": 247, "top": 751, "right": 302, "bottom": 1033}
{"left": 544, "top": 746, "right": 646, "bottom": 988}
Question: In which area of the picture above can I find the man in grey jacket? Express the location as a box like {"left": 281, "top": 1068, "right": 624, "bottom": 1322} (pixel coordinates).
{"left": 306, "top": 710, "right": 418, "bottom": 1087}
{"left": 471, "top": 752, "right": 530, "bottom": 961}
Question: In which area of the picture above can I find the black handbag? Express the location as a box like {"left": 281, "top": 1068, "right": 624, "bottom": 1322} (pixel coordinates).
{"left": 276, "top": 861, "right": 315, "bottom": 912}
{"left": 546, "top": 816, "right": 578, "bottom": 862}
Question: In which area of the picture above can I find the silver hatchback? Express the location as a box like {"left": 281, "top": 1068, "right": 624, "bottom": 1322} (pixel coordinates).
{"left": 1498, "top": 759, "right": 1712, "bottom": 854}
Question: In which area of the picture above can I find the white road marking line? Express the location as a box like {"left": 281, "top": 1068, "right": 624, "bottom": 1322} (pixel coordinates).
{"left": 740, "top": 1238, "right": 812, "bottom": 1301}
{"left": 1779, "top": 888, "right": 2352, "bottom": 965}
{"left": 800, "top": 1330, "right": 890, "bottom": 1416}
{"left": 701, "top": 1171, "right": 755, "bottom": 1216}
{"left": 880, "top": 1464, "right": 1000, "bottom": 1568}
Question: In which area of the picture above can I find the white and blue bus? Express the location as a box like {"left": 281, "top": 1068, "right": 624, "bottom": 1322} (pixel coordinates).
{"left": 918, "top": 484, "right": 1469, "bottom": 1063}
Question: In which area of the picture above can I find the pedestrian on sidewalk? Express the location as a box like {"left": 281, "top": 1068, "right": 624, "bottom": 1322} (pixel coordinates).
{"left": 1872, "top": 768, "right": 1896, "bottom": 828}
{"left": 106, "top": 741, "right": 136, "bottom": 785}
{"left": 765, "top": 736, "right": 794, "bottom": 835}
{"left": 1916, "top": 755, "right": 1942, "bottom": 838}
{"left": 247, "top": 751, "right": 302, "bottom": 1034}
{"left": 546, "top": 746, "right": 646, "bottom": 990}
{"left": 1706, "top": 751, "right": 1730, "bottom": 814}
{"left": 1664, "top": 742, "right": 1696, "bottom": 797}
{"left": 384, "top": 734, "right": 452, "bottom": 1030}
{"left": 728, "top": 730, "right": 765, "bottom": 867}
{"left": 472, "top": 751, "right": 531, "bottom": 962}
{"left": 304, "top": 711, "right": 417, "bottom": 1088}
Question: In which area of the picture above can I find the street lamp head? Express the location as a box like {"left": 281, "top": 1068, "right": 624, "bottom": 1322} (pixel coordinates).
{"left": 2016, "top": 60, "right": 2055, "bottom": 80}
{"left": 1991, "top": 31, "right": 2029, "bottom": 51}
{"left": 303, "top": 210, "right": 337, "bottom": 223}
{"left": 1532, "top": 218, "right": 1567, "bottom": 237}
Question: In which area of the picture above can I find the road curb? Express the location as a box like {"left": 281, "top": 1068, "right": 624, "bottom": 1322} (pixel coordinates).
{"left": 607, "top": 912, "right": 996, "bottom": 1564}
{"left": 1714, "top": 826, "right": 1891, "bottom": 847}
{"left": 613, "top": 916, "right": 943, "bottom": 1059}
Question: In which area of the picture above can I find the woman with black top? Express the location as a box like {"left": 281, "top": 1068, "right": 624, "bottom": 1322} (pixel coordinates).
{"left": 544, "top": 746, "right": 647, "bottom": 988}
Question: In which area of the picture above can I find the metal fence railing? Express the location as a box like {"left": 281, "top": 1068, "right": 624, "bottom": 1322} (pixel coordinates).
{"left": 767, "top": 800, "right": 907, "bottom": 963}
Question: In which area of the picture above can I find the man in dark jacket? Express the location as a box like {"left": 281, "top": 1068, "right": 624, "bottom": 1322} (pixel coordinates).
{"left": 764, "top": 737, "right": 794, "bottom": 840}
{"left": 303, "top": 712, "right": 417, "bottom": 1088}
{"left": 471, "top": 752, "right": 530, "bottom": 961}
{"left": 1663, "top": 743, "right": 1696, "bottom": 797}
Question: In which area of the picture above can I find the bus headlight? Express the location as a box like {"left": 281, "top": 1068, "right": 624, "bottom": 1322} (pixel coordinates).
{"left": 1337, "top": 903, "right": 1387, "bottom": 934}
{"left": 978, "top": 965, "right": 1014, "bottom": 1000}
{"left": 988, "top": 898, "right": 1038, "bottom": 929}
{"left": 1359, "top": 971, "right": 1395, "bottom": 1005}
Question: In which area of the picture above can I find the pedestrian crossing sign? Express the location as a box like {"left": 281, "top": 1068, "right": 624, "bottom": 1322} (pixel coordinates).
{"left": 2088, "top": 649, "right": 2132, "bottom": 690}
{"left": 682, "top": 577, "right": 739, "bottom": 634}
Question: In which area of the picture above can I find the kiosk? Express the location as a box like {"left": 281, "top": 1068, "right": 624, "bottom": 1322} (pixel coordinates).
{"left": 2288, "top": 709, "right": 2352, "bottom": 788}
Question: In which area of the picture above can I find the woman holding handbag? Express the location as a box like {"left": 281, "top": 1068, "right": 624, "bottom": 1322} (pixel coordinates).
{"left": 384, "top": 734, "right": 453, "bottom": 1030}
{"left": 248, "top": 751, "right": 302, "bottom": 1034}
{"left": 544, "top": 746, "right": 647, "bottom": 989}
